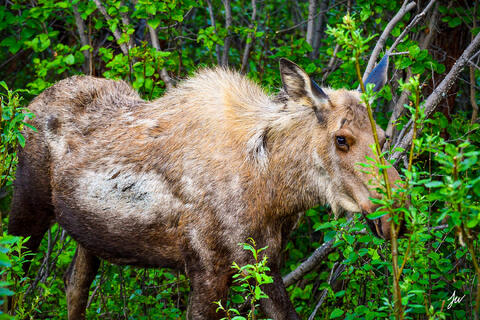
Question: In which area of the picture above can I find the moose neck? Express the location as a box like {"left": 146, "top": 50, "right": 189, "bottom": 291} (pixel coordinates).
{"left": 245, "top": 104, "right": 329, "bottom": 219}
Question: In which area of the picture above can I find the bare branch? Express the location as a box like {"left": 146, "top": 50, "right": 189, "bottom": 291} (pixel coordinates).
{"left": 283, "top": 237, "right": 335, "bottom": 287}
{"left": 72, "top": 4, "right": 90, "bottom": 74}
{"left": 387, "top": 0, "right": 437, "bottom": 55}
{"left": 93, "top": 0, "right": 128, "bottom": 55}
{"left": 361, "top": 1, "right": 416, "bottom": 84}
{"left": 390, "top": 32, "right": 480, "bottom": 163}
{"left": 241, "top": 0, "right": 257, "bottom": 74}
{"left": 221, "top": 0, "right": 232, "bottom": 67}
{"left": 148, "top": 25, "right": 174, "bottom": 90}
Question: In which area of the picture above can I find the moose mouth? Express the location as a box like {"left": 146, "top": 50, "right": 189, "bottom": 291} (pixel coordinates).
{"left": 362, "top": 210, "right": 385, "bottom": 239}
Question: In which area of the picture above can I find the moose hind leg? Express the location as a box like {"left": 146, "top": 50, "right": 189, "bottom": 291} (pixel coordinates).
{"left": 8, "top": 147, "right": 55, "bottom": 255}
{"left": 64, "top": 245, "right": 100, "bottom": 320}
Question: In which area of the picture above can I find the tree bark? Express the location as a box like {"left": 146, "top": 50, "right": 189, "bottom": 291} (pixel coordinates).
{"left": 221, "top": 0, "right": 232, "bottom": 67}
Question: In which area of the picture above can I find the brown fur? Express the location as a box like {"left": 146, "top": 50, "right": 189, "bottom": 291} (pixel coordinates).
{"left": 9, "top": 59, "right": 402, "bottom": 319}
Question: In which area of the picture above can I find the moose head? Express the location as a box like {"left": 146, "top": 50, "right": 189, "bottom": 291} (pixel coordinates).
{"left": 278, "top": 57, "right": 402, "bottom": 239}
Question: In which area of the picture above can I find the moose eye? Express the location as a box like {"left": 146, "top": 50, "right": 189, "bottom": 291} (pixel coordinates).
{"left": 336, "top": 136, "right": 347, "bottom": 146}
{"left": 335, "top": 136, "right": 349, "bottom": 151}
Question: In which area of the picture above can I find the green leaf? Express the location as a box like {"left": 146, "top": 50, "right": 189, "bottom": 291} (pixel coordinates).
{"left": 425, "top": 181, "right": 443, "bottom": 188}
{"left": 448, "top": 17, "right": 462, "bottom": 28}
{"left": 148, "top": 17, "right": 161, "bottom": 30}
{"left": 79, "top": 44, "right": 92, "bottom": 51}
{"left": 64, "top": 54, "right": 75, "bottom": 65}
{"left": 330, "top": 308, "right": 344, "bottom": 318}
{"left": 231, "top": 294, "right": 245, "bottom": 303}
{"left": 366, "top": 211, "right": 388, "bottom": 219}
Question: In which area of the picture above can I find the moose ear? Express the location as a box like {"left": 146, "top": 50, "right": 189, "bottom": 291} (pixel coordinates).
{"left": 279, "top": 58, "right": 328, "bottom": 103}
{"left": 364, "top": 54, "right": 389, "bottom": 92}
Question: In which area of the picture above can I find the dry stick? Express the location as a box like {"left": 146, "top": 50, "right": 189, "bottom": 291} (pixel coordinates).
{"left": 283, "top": 219, "right": 352, "bottom": 287}
{"left": 206, "top": 0, "right": 221, "bottom": 65}
{"left": 72, "top": 4, "right": 90, "bottom": 74}
{"left": 221, "top": 0, "right": 232, "bottom": 67}
{"left": 390, "top": 31, "right": 480, "bottom": 163}
{"left": 93, "top": 0, "right": 128, "bottom": 55}
{"left": 148, "top": 25, "right": 174, "bottom": 90}
{"left": 361, "top": 0, "right": 416, "bottom": 85}
{"left": 308, "top": 262, "right": 345, "bottom": 320}
{"left": 282, "top": 237, "right": 336, "bottom": 287}
{"left": 240, "top": 0, "right": 257, "bottom": 74}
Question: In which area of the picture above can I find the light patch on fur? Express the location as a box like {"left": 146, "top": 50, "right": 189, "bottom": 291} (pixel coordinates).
{"left": 75, "top": 168, "right": 183, "bottom": 224}
{"left": 246, "top": 128, "right": 269, "bottom": 168}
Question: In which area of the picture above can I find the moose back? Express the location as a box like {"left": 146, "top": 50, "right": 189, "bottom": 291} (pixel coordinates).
{"left": 9, "top": 58, "right": 401, "bottom": 319}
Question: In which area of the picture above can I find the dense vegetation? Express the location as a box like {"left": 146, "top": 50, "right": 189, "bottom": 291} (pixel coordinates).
{"left": 0, "top": 0, "right": 479, "bottom": 319}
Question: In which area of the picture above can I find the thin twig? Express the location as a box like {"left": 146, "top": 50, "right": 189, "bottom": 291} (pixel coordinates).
{"left": 387, "top": 0, "right": 437, "bottom": 55}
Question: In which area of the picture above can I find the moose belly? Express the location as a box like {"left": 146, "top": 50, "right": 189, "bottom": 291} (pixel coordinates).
{"left": 54, "top": 169, "right": 187, "bottom": 268}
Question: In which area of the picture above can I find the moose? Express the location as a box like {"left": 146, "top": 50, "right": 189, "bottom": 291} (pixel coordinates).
{"left": 9, "top": 58, "right": 402, "bottom": 319}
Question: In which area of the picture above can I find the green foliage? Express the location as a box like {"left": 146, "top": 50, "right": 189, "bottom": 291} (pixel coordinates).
{"left": 215, "top": 238, "right": 273, "bottom": 320}
{"left": 0, "top": 0, "right": 478, "bottom": 319}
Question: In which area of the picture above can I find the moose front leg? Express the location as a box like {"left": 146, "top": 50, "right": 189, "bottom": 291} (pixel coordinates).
{"left": 260, "top": 267, "right": 300, "bottom": 320}
{"left": 63, "top": 245, "right": 100, "bottom": 320}
{"left": 184, "top": 252, "right": 232, "bottom": 320}
{"left": 186, "top": 269, "right": 231, "bottom": 320}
